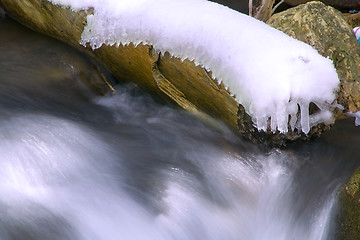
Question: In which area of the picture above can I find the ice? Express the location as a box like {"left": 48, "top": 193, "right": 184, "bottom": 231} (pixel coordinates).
{"left": 346, "top": 111, "right": 360, "bottom": 126}
{"left": 49, "top": 0, "right": 340, "bottom": 134}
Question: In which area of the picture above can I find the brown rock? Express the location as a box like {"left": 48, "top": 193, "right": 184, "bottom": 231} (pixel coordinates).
{"left": 344, "top": 11, "right": 360, "bottom": 28}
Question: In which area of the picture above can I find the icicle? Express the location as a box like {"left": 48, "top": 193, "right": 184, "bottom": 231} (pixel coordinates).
{"left": 270, "top": 113, "right": 277, "bottom": 133}
{"left": 346, "top": 111, "right": 360, "bottom": 126}
{"left": 256, "top": 116, "right": 268, "bottom": 132}
{"left": 299, "top": 102, "right": 310, "bottom": 134}
{"left": 276, "top": 104, "right": 288, "bottom": 133}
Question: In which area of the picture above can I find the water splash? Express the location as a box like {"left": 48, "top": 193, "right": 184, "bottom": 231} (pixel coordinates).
{"left": 0, "top": 112, "right": 340, "bottom": 239}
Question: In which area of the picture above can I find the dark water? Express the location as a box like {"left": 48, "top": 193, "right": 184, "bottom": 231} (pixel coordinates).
{"left": 0, "top": 17, "right": 359, "bottom": 240}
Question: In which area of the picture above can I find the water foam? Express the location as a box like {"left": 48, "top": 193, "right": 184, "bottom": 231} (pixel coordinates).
{"left": 0, "top": 97, "right": 339, "bottom": 240}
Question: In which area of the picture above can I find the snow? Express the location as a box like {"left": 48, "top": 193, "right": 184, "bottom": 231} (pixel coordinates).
{"left": 49, "top": 0, "right": 339, "bottom": 134}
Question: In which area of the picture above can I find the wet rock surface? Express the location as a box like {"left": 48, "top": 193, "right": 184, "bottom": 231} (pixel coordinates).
{"left": 338, "top": 167, "right": 360, "bottom": 240}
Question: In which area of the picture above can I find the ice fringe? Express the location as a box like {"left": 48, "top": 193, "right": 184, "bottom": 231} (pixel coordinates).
{"left": 50, "top": 0, "right": 340, "bottom": 134}
{"left": 346, "top": 111, "right": 360, "bottom": 126}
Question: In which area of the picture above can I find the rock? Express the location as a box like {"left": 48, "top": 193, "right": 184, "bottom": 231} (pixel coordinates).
{"left": 337, "top": 167, "right": 360, "bottom": 240}
{"left": 0, "top": 12, "right": 112, "bottom": 98}
{"left": 268, "top": 1, "right": 360, "bottom": 115}
{"left": 0, "top": 0, "right": 355, "bottom": 146}
{"left": 284, "top": 0, "right": 360, "bottom": 11}
{"left": 344, "top": 11, "right": 360, "bottom": 28}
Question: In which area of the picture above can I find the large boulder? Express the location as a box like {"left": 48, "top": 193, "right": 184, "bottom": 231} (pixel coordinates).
{"left": 268, "top": 1, "right": 360, "bottom": 114}
{"left": 337, "top": 167, "right": 360, "bottom": 240}
{"left": 284, "top": 0, "right": 360, "bottom": 10}
{"left": 0, "top": 0, "right": 357, "bottom": 146}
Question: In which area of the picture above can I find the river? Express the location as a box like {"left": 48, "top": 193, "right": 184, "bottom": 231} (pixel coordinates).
{"left": 0, "top": 16, "right": 359, "bottom": 240}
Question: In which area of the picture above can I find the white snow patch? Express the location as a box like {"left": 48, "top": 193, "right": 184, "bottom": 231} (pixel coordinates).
{"left": 49, "top": 0, "right": 340, "bottom": 134}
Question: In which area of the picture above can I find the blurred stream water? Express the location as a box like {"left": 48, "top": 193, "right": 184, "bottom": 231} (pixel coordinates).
{"left": 0, "top": 17, "right": 359, "bottom": 240}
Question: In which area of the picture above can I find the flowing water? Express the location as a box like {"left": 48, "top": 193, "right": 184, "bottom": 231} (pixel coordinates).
{"left": 0, "top": 17, "right": 359, "bottom": 240}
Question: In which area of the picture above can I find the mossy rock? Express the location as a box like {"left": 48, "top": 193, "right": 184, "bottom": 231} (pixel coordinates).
{"left": 337, "top": 167, "right": 360, "bottom": 240}
{"left": 268, "top": 1, "right": 360, "bottom": 114}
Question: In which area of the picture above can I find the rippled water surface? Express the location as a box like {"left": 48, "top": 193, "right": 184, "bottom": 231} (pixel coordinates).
{"left": 0, "top": 17, "right": 359, "bottom": 240}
